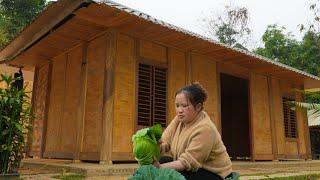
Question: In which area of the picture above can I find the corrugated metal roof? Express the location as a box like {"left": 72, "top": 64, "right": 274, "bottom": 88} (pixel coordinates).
{"left": 95, "top": 0, "right": 320, "bottom": 82}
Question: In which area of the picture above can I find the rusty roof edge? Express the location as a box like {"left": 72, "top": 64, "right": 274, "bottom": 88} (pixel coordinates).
{"left": 95, "top": 0, "right": 320, "bottom": 81}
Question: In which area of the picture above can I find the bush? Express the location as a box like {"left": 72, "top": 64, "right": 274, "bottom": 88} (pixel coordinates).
{"left": 0, "top": 74, "right": 32, "bottom": 174}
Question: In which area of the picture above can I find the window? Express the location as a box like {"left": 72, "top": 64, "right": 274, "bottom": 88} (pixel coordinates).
{"left": 137, "top": 63, "right": 167, "bottom": 127}
{"left": 282, "top": 97, "right": 297, "bottom": 138}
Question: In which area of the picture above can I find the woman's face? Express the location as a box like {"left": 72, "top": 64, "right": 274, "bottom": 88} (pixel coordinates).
{"left": 175, "top": 92, "right": 199, "bottom": 124}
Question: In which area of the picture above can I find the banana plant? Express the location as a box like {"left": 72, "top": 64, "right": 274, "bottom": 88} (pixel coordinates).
{"left": 292, "top": 89, "right": 320, "bottom": 120}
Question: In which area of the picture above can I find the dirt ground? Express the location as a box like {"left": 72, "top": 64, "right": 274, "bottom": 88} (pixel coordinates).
{"left": 18, "top": 159, "right": 320, "bottom": 180}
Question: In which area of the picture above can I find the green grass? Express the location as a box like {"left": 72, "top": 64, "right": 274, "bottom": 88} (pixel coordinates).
{"left": 261, "top": 173, "right": 320, "bottom": 180}
{"left": 52, "top": 173, "right": 85, "bottom": 180}
{"left": 51, "top": 169, "right": 85, "bottom": 180}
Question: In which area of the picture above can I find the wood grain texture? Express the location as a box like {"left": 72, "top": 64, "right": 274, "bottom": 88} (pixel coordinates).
{"left": 270, "top": 78, "right": 286, "bottom": 157}
{"left": 74, "top": 43, "right": 88, "bottom": 160}
{"left": 285, "top": 141, "right": 298, "bottom": 156}
{"left": 295, "top": 91, "right": 307, "bottom": 155}
{"left": 112, "top": 34, "right": 135, "bottom": 154}
{"left": 167, "top": 48, "right": 186, "bottom": 122}
{"left": 250, "top": 73, "right": 273, "bottom": 159}
{"left": 81, "top": 34, "right": 106, "bottom": 155}
{"left": 60, "top": 45, "right": 82, "bottom": 154}
{"left": 139, "top": 40, "right": 167, "bottom": 64}
{"left": 191, "top": 53, "right": 220, "bottom": 130}
{"left": 100, "top": 30, "right": 117, "bottom": 163}
{"left": 45, "top": 54, "right": 67, "bottom": 154}
{"left": 29, "top": 63, "right": 49, "bottom": 156}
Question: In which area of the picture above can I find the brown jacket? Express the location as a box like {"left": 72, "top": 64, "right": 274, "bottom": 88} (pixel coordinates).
{"left": 161, "top": 111, "right": 232, "bottom": 178}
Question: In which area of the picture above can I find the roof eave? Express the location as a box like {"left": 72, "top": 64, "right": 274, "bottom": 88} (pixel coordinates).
{"left": 0, "top": 0, "right": 89, "bottom": 65}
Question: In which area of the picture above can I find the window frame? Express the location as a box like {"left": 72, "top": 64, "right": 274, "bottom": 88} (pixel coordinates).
{"left": 282, "top": 96, "right": 298, "bottom": 139}
{"left": 135, "top": 58, "right": 168, "bottom": 130}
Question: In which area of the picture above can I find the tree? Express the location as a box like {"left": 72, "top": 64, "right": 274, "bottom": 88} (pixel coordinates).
{"left": 201, "top": 3, "right": 251, "bottom": 49}
{"left": 298, "top": 31, "right": 320, "bottom": 76}
{"left": 300, "top": 0, "right": 320, "bottom": 32}
{"left": 254, "top": 24, "right": 320, "bottom": 76}
{"left": 0, "top": 0, "right": 47, "bottom": 48}
{"left": 254, "top": 25, "right": 300, "bottom": 62}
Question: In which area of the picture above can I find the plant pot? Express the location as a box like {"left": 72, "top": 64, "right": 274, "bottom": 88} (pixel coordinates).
{"left": 0, "top": 173, "right": 20, "bottom": 180}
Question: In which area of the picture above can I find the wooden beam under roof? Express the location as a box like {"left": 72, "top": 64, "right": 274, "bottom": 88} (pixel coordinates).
{"left": 0, "top": 0, "right": 87, "bottom": 64}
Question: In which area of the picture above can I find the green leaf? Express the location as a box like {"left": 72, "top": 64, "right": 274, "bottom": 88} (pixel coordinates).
{"left": 132, "top": 128, "right": 149, "bottom": 141}
{"left": 14, "top": 122, "right": 22, "bottom": 132}
{"left": 132, "top": 124, "right": 162, "bottom": 165}
{"left": 128, "top": 165, "right": 185, "bottom": 180}
{"left": 148, "top": 124, "right": 162, "bottom": 141}
{"left": 156, "top": 168, "right": 185, "bottom": 180}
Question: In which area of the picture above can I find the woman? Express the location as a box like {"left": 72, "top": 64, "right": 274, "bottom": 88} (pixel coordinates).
{"left": 154, "top": 82, "right": 233, "bottom": 180}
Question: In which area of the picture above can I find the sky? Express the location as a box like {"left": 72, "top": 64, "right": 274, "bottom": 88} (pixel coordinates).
{"left": 111, "top": 0, "right": 314, "bottom": 49}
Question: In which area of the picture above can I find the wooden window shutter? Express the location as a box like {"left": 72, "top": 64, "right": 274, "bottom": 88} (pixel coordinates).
{"left": 153, "top": 67, "right": 167, "bottom": 127}
{"left": 137, "top": 64, "right": 152, "bottom": 126}
{"left": 282, "top": 97, "right": 297, "bottom": 138}
{"left": 137, "top": 63, "right": 167, "bottom": 127}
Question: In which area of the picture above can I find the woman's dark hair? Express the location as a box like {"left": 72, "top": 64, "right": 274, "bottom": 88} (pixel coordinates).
{"left": 175, "top": 82, "right": 208, "bottom": 109}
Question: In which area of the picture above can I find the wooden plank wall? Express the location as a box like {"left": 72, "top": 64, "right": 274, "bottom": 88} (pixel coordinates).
{"left": 191, "top": 54, "right": 220, "bottom": 130}
{"left": 61, "top": 46, "right": 82, "bottom": 155}
{"left": 250, "top": 73, "right": 273, "bottom": 160}
{"left": 139, "top": 40, "right": 167, "bottom": 64}
{"left": 112, "top": 34, "right": 136, "bottom": 160}
{"left": 44, "top": 45, "right": 82, "bottom": 159}
{"left": 295, "top": 89, "right": 311, "bottom": 159}
{"left": 269, "top": 77, "right": 309, "bottom": 160}
{"left": 44, "top": 54, "right": 67, "bottom": 157}
{"left": 80, "top": 34, "right": 106, "bottom": 160}
{"left": 29, "top": 62, "right": 50, "bottom": 157}
{"left": 37, "top": 30, "right": 311, "bottom": 161}
{"left": 191, "top": 54, "right": 221, "bottom": 129}
{"left": 270, "top": 78, "right": 286, "bottom": 159}
{"left": 167, "top": 48, "right": 186, "bottom": 122}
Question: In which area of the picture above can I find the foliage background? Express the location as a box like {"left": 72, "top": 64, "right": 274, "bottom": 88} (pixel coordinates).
{"left": 0, "top": 0, "right": 47, "bottom": 48}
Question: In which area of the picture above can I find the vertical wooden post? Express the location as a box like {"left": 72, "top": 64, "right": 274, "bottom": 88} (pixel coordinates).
{"left": 248, "top": 73, "right": 255, "bottom": 161}
{"left": 268, "top": 77, "right": 278, "bottom": 160}
{"left": 100, "top": 29, "right": 117, "bottom": 164}
{"left": 40, "top": 61, "right": 52, "bottom": 158}
{"left": 26, "top": 66, "right": 39, "bottom": 157}
{"left": 74, "top": 42, "right": 88, "bottom": 162}
{"left": 216, "top": 63, "right": 222, "bottom": 133}
{"left": 302, "top": 86, "right": 312, "bottom": 160}
{"left": 304, "top": 107, "right": 312, "bottom": 159}
{"left": 28, "top": 62, "right": 51, "bottom": 158}
{"left": 298, "top": 85, "right": 312, "bottom": 159}
{"left": 294, "top": 86, "right": 302, "bottom": 159}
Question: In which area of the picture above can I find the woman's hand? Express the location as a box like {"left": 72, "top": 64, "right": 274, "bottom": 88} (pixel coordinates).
{"left": 158, "top": 139, "right": 163, "bottom": 153}
{"left": 152, "top": 156, "right": 161, "bottom": 168}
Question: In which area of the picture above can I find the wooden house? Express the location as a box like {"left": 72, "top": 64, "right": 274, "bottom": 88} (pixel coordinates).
{"left": 0, "top": 0, "right": 319, "bottom": 163}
